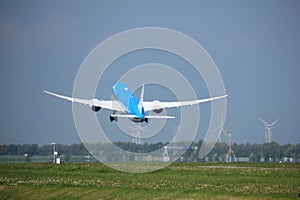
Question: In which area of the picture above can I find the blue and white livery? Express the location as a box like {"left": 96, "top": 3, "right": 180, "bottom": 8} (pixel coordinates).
{"left": 44, "top": 82, "right": 227, "bottom": 123}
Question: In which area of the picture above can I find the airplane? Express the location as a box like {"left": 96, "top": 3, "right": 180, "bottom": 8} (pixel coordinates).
{"left": 44, "top": 82, "right": 227, "bottom": 123}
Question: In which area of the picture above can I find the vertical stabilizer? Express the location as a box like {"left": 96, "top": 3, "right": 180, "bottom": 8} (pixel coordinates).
{"left": 138, "top": 84, "right": 145, "bottom": 114}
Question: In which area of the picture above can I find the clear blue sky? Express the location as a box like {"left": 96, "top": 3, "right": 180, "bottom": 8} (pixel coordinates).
{"left": 0, "top": 0, "right": 299, "bottom": 145}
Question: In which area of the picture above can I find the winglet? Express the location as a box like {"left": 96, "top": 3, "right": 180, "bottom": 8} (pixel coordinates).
{"left": 43, "top": 90, "right": 74, "bottom": 102}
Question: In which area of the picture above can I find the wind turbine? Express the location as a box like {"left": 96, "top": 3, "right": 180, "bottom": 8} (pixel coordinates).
{"left": 128, "top": 124, "right": 145, "bottom": 144}
{"left": 257, "top": 117, "right": 279, "bottom": 143}
{"left": 222, "top": 128, "right": 236, "bottom": 162}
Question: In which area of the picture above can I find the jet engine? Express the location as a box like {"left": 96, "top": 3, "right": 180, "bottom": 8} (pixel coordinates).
{"left": 90, "top": 99, "right": 101, "bottom": 112}
{"left": 91, "top": 105, "right": 101, "bottom": 112}
{"left": 152, "top": 100, "right": 163, "bottom": 113}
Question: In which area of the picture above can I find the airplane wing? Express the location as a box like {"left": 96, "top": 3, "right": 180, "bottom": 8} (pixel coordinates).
{"left": 44, "top": 90, "right": 125, "bottom": 112}
{"left": 142, "top": 95, "right": 227, "bottom": 112}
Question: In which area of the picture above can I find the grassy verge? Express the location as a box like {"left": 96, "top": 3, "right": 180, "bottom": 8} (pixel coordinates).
{"left": 0, "top": 162, "right": 299, "bottom": 199}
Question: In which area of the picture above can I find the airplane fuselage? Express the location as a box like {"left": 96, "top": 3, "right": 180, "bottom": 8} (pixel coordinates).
{"left": 112, "top": 82, "right": 146, "bottom": 122}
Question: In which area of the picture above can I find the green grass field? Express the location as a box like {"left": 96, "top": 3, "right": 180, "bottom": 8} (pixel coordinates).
{"left": 0, "top": 162, "right": 299, "bottom": 199}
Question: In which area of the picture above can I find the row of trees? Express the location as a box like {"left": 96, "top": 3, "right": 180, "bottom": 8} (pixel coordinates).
{"left": 0, "top": 141, "right": 299, "bottom": 162}
{"left": 0, "top": 143, "right": 88, "bottom": 156}
{"left": 207, "top": 142, "right": 299, "bottom": 162}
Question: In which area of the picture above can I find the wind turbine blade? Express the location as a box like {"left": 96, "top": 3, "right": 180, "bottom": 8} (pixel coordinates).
{"left": 257, "top": 117, "right": 269, "bottom": 127}
{"left": 217, "top": 131, "right": 222, "bottom": 142}
{"left": 270, "top": 118, "right": 279, "bottom": 127}
{"left": 128, "top": 124, "right": 147, "bottom": 132}
{"left": 136, "top": 124, "right": 146, "bottom": 132}
{"left": 222, "top": 129, "right": 228, "bottom": 135}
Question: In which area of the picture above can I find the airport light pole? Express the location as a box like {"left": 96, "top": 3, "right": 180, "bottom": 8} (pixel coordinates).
{"left": 51, "top": 142, "right": 57, "bottom": 163}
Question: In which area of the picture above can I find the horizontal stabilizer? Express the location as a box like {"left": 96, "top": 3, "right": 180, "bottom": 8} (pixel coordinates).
{"left": 110, "top": 114, "right": 139, "bottom": 118}
{"left": 110, "top": 114, "right": 175, "bottom": 119}
{"left": 144, "top": 115, "right": 175, "bottom": 119}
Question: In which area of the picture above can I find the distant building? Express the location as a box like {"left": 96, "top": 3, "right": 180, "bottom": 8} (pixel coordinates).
{"left": 282, "top": 157, "right": 294, "bottom": 163}
{"left": 236, "top": 157, "right": 250, "bottom": 162}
